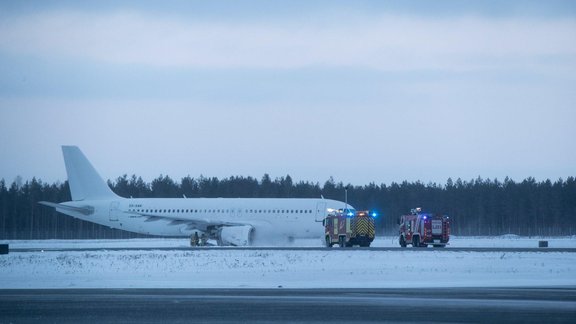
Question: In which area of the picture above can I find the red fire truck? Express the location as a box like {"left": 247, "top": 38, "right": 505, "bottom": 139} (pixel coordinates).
{"left": 324, "top": 209, "right": 376, "bottom": 247}
{"left": 398, "top": 208, "right": 450, "bottom": 247}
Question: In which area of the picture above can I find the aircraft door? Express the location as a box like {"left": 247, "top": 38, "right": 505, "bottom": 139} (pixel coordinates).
{"left": 315, "top": 201, "right": 327, "bottom": 222}
{"left": 109, "top": 201, "right": 120, "bottom": 221}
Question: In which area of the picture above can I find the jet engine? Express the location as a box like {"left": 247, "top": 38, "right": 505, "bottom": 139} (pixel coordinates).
{"left": 219, "top": 225, "right": 255, "bottom": 246}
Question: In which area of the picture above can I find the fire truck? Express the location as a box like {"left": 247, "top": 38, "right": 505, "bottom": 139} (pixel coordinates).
{"left": 398, "top": 208, "right": 450, "bottom": 247}
{"left": 324, "top": 209, "right": 376, "bottom": 247}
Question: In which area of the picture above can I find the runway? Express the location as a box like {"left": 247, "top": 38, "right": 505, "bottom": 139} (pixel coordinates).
{"left": 9, "top": 246, "right": 576, "bottom": 253}
{"left": 1, "top": 287, "right": 574, "bottom": 323}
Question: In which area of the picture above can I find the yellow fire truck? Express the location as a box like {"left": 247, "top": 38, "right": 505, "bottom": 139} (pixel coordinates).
{"left": 324, "top": 209, "right": 376, "bottom": 247}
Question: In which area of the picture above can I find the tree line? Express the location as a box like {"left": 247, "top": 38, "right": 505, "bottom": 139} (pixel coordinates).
{"left": 0, "top": 174, "right": 574, "bottom": 239}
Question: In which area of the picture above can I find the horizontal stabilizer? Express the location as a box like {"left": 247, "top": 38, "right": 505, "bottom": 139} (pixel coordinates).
{"left": 38, "top": 201, "right": 94, "bottom": 216}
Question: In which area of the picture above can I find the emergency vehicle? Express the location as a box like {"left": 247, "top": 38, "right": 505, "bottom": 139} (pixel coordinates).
{"left": 324, "top": 209, "right": 376, "bottom": 247}
{"left": 398, "top": 207, "right": 450, "bottom": 247}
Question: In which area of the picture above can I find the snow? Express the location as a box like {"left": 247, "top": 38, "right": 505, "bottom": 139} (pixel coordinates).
{"left": 6, "top": 235, "right": 576, "bottom": 249}
{"left": 1, "top": 237, "right": 575, "bottom": 289}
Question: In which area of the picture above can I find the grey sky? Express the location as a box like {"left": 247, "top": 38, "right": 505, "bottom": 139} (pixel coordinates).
{"left": 0, "top": 1, "right": 575, "bottom": 186}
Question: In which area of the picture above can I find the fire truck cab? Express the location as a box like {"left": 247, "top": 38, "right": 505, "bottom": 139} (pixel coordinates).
{"left": 324, "top": 209, "right": 376, "bottom": 248}
{"left": 398, "top": 207, "right": 450, "bottom": 248}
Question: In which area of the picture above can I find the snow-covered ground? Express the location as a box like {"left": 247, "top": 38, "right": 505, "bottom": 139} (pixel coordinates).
{"left": 5, "top": 235, "right": 576, "bottom": 249}
{"left": 1, "top": 236, "right": 575, "bottom": 289}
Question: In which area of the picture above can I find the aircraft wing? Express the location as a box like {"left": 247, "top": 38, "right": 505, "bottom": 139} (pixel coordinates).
{"left": 125, "top": 210, "right": 248, "bottom": 232}
{"left": 38, "top": 201, "right": 95, "bottom": 215}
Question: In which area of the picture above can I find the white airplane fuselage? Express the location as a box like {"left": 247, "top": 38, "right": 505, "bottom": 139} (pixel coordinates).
{"left": 59, "top": 197, "right": 341, "bottom": 238}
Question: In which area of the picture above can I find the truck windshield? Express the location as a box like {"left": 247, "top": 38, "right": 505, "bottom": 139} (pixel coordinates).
{"left": 343, "top": 208, "right": 356, "bottom": 216}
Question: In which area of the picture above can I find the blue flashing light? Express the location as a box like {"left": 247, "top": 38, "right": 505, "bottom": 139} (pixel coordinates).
{"left": 371, "top": 212, "right": 378, "bottom": 218}
{"left": 423, "top": 215, "right": 428, "bottom": 220}
{"left": 347, "top": 212, "right": 354, "bottom": 217}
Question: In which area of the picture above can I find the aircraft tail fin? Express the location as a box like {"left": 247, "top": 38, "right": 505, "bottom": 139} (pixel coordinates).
{"left": 62, "top": 146, "right": 118, "bottom": 201}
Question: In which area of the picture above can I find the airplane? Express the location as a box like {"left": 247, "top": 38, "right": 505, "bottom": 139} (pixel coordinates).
{"left": 39, "top": 146, "right": 355, "bottom": 246}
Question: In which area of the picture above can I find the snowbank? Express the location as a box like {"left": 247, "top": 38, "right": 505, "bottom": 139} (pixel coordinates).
{"left": 1, "top": 248, "right": 575, "bottom": 289}
{"left": 1, "top": 237, "right": 574, "bottom": 289}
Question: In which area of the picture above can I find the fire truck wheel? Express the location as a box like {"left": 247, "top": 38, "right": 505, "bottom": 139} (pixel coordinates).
{"left": 399, "top": 235, "right": 407, "bottom": 247}
{"left": 413, "top": 235, "right": 420, "bottom": 247}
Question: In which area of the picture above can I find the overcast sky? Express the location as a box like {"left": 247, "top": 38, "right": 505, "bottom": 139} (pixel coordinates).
{"left": 1, "top": 0, "right": 575, "bottom": 187}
